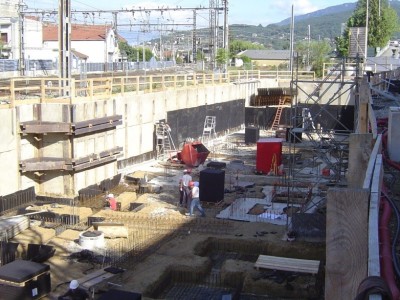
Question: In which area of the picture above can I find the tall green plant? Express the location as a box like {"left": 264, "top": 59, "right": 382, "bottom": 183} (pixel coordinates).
{"left": 296, "top": 40, "right": 332, "bottom": 78}
{"left": 118, "top": 41, "right": 153, "bottom": 61}
{"left": 335, "top": 0, "right": 398, "bottom": 57}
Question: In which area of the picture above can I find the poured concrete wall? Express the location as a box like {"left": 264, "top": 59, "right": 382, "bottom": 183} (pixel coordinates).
{"left": 296, "top": 82, "right": 354, "bottom": 106}
{"left": 0, "top": 108, "right": 19, "bottom": 196}
{"left": 0, "top": 80, "right": 264, "bottom": 198}
{"left": 388, "top": 107, "right": 400, "bottom": 162}
{"left": 0, "top": 78, "right": 356, "bottom": 198}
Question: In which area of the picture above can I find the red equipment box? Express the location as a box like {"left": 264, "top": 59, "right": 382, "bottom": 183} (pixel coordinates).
{"left": 179, "top": 141, "right": 210, "bottom": 167}
{"left": 256, "top": 138, "right": 283, "bottom": 174}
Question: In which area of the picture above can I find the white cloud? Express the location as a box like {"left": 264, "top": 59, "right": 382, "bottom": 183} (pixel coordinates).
{"left": 120, "top": 1, "right": 208, "bottom": 29}
{"left": 272, "top": 0, "right": 319, "bottom": 16}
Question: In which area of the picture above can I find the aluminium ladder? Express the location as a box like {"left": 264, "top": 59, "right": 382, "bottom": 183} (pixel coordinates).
{"left": 201, "top": 116, "right": 217, "bottom": 145}
{"left": 155, "top": 122, "right": 176, "bottom": 161}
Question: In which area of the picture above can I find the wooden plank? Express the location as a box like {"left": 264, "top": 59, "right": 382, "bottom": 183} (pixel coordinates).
{"left": 92, "top": 222, "right": 124, "bottom": 230}
{"left": 368, "top": 155, "right": 383, "bottom": 277}
{"left": 20, "top": 121, "right": 71, "bottom": 134}
{"left": 73, "top": 115, "right": 122, "bottom": 129}
{"left": 368, "top": 102, "right": 378, "bottom": 139}
{"left": 347, "top": 133, "right": 373, "bottom": 188}
{"left": 363, "top": 135, "right": 382, "bottom": 190}
{"left": 254, "top": 255, "right": 320, "bottom": 274}
{"left": 78, "top": 269, "right": 116, "bottom": 291}
{"left": 74, "top": 120, "right": 122, "bottom": 135}
{"left": 73, "top": 156, "right": 116, "bottom": 171}
{"left": 325, "top": 188, "right": 369, "bottom": 299}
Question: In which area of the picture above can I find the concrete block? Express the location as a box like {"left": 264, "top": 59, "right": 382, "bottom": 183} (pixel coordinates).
{"left": 141, "top": 122, "right": 154, "bottom": 153}
{"left": 141, "top": 94, "right": 154, "bottom": 123}
{"left": 388, "top": 107, "right": 400, "bottom": 162}
{"left": 17, "top": 104, "right": 34, "bottom": 122}
{"left": 40, "top": 104, "right": 66, "bottom": 122}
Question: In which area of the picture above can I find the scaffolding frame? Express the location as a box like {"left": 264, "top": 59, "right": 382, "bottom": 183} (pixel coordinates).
{"left": 285, "top": 57, "right": 361, "bottom": 233}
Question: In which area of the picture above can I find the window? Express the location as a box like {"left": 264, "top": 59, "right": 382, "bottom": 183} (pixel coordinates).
{"left": 1, "top": 33, "right": 7, "bottom": 44}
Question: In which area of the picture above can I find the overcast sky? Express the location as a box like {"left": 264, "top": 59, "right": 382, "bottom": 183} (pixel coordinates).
{"left": 24, "top": 0, "right": 357, "bottom": 43}
{"left": 24, "top": 0, "right": 357, "bottom": 25}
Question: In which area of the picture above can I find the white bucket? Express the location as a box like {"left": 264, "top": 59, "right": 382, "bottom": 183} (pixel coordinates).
{"left": 79, "top": 231, "right": 105, "bottom": 250}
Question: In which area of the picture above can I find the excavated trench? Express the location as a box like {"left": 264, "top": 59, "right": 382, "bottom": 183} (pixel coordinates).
{"left": 144, "top": 237, "right": 325, "bottom": 299}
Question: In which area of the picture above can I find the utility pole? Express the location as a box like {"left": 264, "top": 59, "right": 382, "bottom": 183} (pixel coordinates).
{"left": 192, "top": 10, "right": 197, "bottom": 63}
{"left": 365, "top": 0, "right": 369, "bottom": 64}
{"left": 209, "top": 0, "right": 217, "bottom": 70}
{"left": 223, "top": 0, "right": 228, "bottom": 72}
{"left": 307, "top": 24, "right": 310, "bottom": 70}
{"left": 18, "top": 0, "right": 26, "bottom": 76}
{"left": 289, "top": 5, "right": 294, "bottom": 74}
{"left": 59, "top": 0, "right": 71, "bottom": 97}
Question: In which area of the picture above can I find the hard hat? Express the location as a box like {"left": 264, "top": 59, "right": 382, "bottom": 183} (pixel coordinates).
{"left": 107, "top": 193, "right": 114, "bottom": 198}
{"left": 183, "top": 169, "right": 188, "bottom": 173}
{"left": 69, "top": 280, "right": 79, "bottom": 289}
{"left": 189, "top": 181, "right": 194, "bottom": 187}
{"left": 194, "top": 181, "right": 199, "bottom": 187}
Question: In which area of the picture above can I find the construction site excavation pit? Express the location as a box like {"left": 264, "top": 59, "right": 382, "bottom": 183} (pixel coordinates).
{"left": 139, "top": 237, "right": 325, "bottom": 300}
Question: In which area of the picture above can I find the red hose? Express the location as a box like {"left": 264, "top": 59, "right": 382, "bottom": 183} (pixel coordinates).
{"left": 379, "top": 190, "right": 400, "bottom": 299}
{"left": 378, "top": 129, "right": 400, "bottom": 298}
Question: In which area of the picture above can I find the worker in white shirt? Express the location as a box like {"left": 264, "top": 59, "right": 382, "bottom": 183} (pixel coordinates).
{"left": 179, "top": 169, "right": 192, "bottom": 207}
{"left": 188, "top": 181, "right": 205, "bottom": 217}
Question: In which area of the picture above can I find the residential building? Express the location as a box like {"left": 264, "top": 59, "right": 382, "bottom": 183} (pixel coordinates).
{"left": 0, "top": 0, "right": 20, "bottom": 59}
{"left": 42, "top": 23, "right": 123, "bottom": 63}
{"left": 239, "top": 49, "right": 291, "bottom": 68}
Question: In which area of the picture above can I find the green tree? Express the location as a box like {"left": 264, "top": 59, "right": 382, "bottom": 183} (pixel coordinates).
{"left": 216, "top": 48, "right": 230, "bottom": 69}
{"left": 118, "top": 41, "right": 153, "bottom": 61}
{"left": 335, "top": 0, "right": 398, "bottom": 56}
{"left": 196, "top": 50, "right": 205, "bottom": 61}
{"left": 296, "top": 40, "right": 332, "bottom": 77}
{"left": 229, "top": 40, "right": 265, "bottom": 56}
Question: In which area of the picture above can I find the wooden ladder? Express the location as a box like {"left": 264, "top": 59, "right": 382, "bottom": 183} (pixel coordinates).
{"left": 271, "top": 97, "right": 285, "bottom": 130}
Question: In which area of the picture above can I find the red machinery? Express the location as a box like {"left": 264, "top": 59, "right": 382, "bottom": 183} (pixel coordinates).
{"left": 177, "top": 141, "right": 210, "bottom": 167}
{"left": 256, "top": 138, "right": 283, "bottom": 174}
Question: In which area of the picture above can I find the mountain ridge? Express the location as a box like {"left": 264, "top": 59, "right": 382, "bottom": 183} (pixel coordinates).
{"left": 227, "top": 1, "right": 400, "bottom": 49}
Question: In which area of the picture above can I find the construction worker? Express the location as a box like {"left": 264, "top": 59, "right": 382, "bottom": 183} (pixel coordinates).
{"left": 187, "top": 181, "right": 205, "bottom": 217}
{"left": 58, "top": 279, "right": 89, "bottom": 300}
{"left": 179, "top": 169, "right": 192, "bottom": 207}
{"left": 105, "top": 193, "right": 117, "bottom": 211}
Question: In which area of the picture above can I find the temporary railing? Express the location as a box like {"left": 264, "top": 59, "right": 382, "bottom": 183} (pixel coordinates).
{"left": 0, "top": 70, "right": 315, "bottom": 107}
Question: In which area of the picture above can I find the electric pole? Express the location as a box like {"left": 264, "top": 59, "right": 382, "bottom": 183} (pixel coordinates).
{"left": 18, "top": 0, "right": 26, "bottom": 76}
{"left": 223, "top": 0, "right": 228, "bottom": 72}
{"left": 59, "top": 0, "right": 71, "bottom": 97}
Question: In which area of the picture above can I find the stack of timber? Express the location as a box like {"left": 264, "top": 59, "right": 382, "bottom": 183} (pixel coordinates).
{"left": 0, "top": 216, "right": 30, "bottom": 240}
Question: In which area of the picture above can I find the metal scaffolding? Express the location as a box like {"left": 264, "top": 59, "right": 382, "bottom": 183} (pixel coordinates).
{"left": 285, "top": 57, "right": 361, "bottom": 234}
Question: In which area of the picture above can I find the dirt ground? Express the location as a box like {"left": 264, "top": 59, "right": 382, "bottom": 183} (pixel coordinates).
{"left": 6, "top": 139, "right": 325, "bottom": 299}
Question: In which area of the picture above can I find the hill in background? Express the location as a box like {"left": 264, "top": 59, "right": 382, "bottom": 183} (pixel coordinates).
{"left": 141, "top": 1, "right": 400, "bottom": 51}
{"left": 229, "top": 1, "right": 400, "bottom": 49}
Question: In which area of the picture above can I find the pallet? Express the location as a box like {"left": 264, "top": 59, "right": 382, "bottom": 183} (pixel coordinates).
{"left": 202, "top": 200, "right": 224, "bottom": 208}
{"left": 254, "top": 255, "right": 320, "bottom": 274}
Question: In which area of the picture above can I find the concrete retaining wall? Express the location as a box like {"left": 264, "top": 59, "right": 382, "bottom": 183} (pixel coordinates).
{"left": 0, "top": 80, "right": 265, "bottom": 197}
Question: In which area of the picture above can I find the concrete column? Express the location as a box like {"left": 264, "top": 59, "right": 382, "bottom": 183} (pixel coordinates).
{"left": 388, "top": 107, "right": 400, "bottom": 162}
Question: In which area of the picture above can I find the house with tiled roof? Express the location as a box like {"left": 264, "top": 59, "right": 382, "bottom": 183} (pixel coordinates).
{"left": 238, "top": 50, "right": 292, "bottom": 68}
{"left": 42, "top": 23, "right": 124, "bottom": 63}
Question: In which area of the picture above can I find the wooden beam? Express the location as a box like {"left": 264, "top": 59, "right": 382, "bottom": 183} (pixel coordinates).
{"left": 347, "top": 133, "right": 373, "bottom": 188}
{"left": 325, "top": 187, "right": 369, "bottom": 299}
{"left": 368, "top": 154, "right": 383, "bottom": 277}
{"left": 363, "top": 134, "right": 382, "bottom": 190}
{"left": 20, "top": 121, "right": 71, "bottom": 134}
{"left": 254, "top": 255, "right": 320, "bottom": 274}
